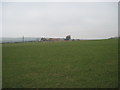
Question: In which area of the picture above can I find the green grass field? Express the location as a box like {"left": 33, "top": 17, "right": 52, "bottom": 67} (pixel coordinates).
{"left": 2, "top": 39, "right": 118, "bottom": 88}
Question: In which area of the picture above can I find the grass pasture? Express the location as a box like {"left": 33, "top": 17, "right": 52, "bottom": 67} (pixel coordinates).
{"left": 2, "top": 39, "right": 118, "bottom": 88}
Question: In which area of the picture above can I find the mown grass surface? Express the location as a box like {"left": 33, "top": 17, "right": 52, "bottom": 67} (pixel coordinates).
{"left": 2, "top": 39, "right": 118, "bottom": 88}
{"left": 0, "top": 44, "right": 2, "bottom": 89}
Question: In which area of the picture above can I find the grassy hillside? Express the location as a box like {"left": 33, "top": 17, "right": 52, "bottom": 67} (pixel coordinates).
{"left": 2, "top": 39, "right": 118, "bottom": 88}
{"left": 0, "top": 44, "right": 2, "bottom": 89}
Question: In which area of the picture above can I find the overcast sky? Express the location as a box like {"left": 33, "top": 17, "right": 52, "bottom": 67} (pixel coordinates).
{"left": 1, "top": 2, "right": 118, "bottom": 39}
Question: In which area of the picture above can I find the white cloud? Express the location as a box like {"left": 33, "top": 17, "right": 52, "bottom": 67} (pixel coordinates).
{"left": 0, "top": 3, "right": 2, "bottom": 38}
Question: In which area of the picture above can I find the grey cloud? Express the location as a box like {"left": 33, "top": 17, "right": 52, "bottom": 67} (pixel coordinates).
{"left": 2, "top": 2, "right": 118, "bottom": 39}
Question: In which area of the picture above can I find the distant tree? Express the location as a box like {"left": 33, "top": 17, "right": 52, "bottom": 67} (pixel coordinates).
{"left": 41, "top": 38, "right": 47, "bottom": 41}
{"left": 65, "top": 35, "right": 71, "bottom": 40}
{"left": 23, "top": 36, "right": 24, "bottom": 42}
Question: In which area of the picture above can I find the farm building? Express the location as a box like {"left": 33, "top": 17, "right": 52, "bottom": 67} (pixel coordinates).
{"left": 40, "top": 35, "right": 71, "bottom": 42}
